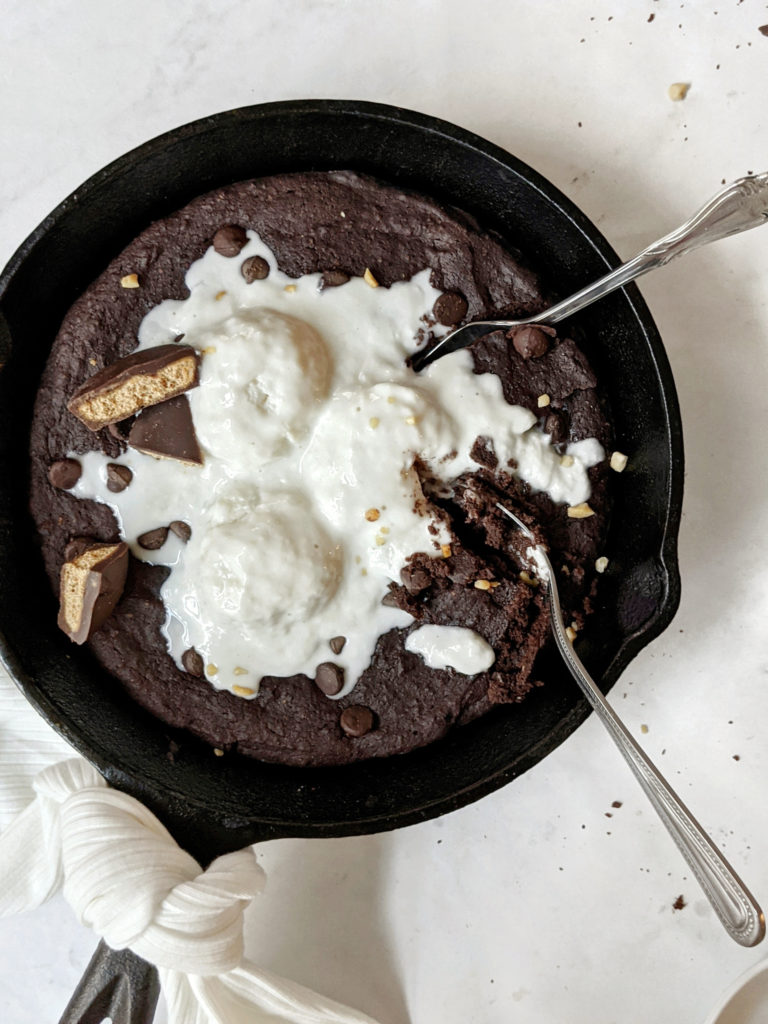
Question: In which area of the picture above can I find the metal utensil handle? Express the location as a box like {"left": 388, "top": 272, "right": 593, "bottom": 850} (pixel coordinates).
{"left": 58, "top": 941, "right": 160, "bottom": 1024}
{"left": 530, "top": 171, "right": 768, "bottom": 328}
{"left": 545, "top": 570, "right": 765, "bottom": 946}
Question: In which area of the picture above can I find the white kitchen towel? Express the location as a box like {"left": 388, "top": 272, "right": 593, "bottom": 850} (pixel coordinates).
{"left": 0, "top": 671, "right": 381, "bottom": 1024}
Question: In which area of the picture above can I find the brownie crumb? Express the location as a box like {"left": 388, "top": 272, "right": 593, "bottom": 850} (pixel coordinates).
{"left": 672, "top": 894, "right": 686, "bottom": 911}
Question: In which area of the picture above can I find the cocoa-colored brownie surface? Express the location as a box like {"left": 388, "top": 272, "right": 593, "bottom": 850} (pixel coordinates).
{"left": 29, "top": 171, "right": 612, "bottom": 766}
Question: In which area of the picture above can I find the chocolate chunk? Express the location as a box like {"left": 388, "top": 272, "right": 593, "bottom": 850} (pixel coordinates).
{"left": 400, "top": 565, "right": 431, "bottom": 594}
{"left": 48, "top": 459, "right": 81, "bottom": 489}
{"left": 509, "top": 324, "right": 553, "bottom": 359}
{"left": 57, "top": 542, "right": 129, "bottom": 644}
{"left": 760, "top": 25, "right": 768, "bottom": 36}
{"left": 107, "top": 417, "right": 134, "bottom": 442}
{"left": 181, "top": 647, "right": 205, "bottom": 677}
{"left": 433, "top": 291, "right": 468, "bottom": 326}
{"left": 213, "top": 225, "right": 248, "bottom": 258}
{"left": 340, "top": 705, "right": 375, "bottom": 737}
{"left": 169, "top": 520, "right": 192, "bottom": 543}
{"left": 106, "top": 463, "right": 133, "bottom": 493}
{"left": 128, "top": 395, "right": 203, "bottom": 466}
{"left": 315, "top": 662, "right": 344, "bottom": 696}
{"left": 64, "top": 536, "right": 96, "bottom": 562}
{"left": 137, "top": 526, "right": 169, "bottom": 550}
{"left": 329, "top": 635, "right": 346, "bottom": 655}
{"left": 241, "top": 255, "right": 270, "bottom": 282}
{"left": 320, "top": 270, "right": 350, "bottom": 289}
{"left": 543, "top": 410, "right": 568, "bottom": 444}
{"left": 381, "top": 591, "right": 399, "bottom": 607}
{"left": 68, "top": 345, "right": 200, "bottom": 430}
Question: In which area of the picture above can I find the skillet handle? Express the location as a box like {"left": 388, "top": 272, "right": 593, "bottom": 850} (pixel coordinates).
{"left": 58, "top": 940, "right": 160, "bottom": 1024}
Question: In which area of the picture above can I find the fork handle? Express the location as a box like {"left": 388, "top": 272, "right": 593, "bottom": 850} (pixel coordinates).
{"left": 545, "top": 578, "right": 765, "bottom": 947}
{"left": 532, "top": 171, "right": 768, "bottom": 328}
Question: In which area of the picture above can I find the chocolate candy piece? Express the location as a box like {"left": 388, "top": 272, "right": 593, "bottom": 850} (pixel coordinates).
{"left": 106, "top": 463, "right": 133, "bottom": 493}
{"left": 329, "top": 635, "right": 346, "bottom": 655}
{"left": 181, "top": 647, "right": 205, "bottom": 677}
{"left": 433, "top": 291, "right": 469, "bottom": 326}
{"left": 320, "top": 270, "right": 350, "bottom": 290}
{"left": 48, "top": 459, "right": 81, "bottom": 489}
{"left": 241, "top": 255, "right": 270, "bottom": 282}
{"left": 128, "top": 395, "right": 203, "bottom": 466}
{"left": 137, "top": 526, "right": 169, "bottom": 551}
{"left": 315, "top": 662, "right": 344, "bottom": 696}
{"left": 340, "top": 705, "right": 375, "bottom": 737}
{"left": 400, "top": 565, "right": 431, "bottom": 594}
{"left": 508, "top": 324, "right": 554, "bottom": 359}
{"left": 68, "top": 345, "right": 200, "bottom": 431}
{"left": 213, "top": 225, "right": 248, "bottom": 258}
{"left": 58, "top": 542, "right": 129, "bottom": 644}
{"left": 169, "top": 520, "right": 192, "bottom": 543}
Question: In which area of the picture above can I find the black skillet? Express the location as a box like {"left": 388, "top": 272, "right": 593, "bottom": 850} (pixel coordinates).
{"left": 0, "top": 100, "right": 683, "bottom": 1023}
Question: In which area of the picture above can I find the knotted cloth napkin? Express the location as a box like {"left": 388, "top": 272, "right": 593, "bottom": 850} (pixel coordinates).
{"left": 0, "top": 677, "right": 381, "bottom": 1024}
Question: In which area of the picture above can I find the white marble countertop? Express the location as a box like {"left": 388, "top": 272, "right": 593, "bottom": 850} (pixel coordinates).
{"left": 2, "top": 1, "right": 768, "bottom": 1021}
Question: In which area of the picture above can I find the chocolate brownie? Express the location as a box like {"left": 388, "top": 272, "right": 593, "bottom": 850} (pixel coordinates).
{"left": 29, "top": 171, "right": 612, "bottom": 766}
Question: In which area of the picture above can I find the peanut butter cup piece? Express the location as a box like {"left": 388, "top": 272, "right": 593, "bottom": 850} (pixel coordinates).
{"left": 213, "top": 225, "right": 248, "bottom": 257}
{"left": 241, "top": 255, "right": 270, "bottom": 282}
{"left": 315, "top": 662, "right": 344, "bottom": 696}
{"left": 57, "top": 542, "right": 129, "bottom": 644}
{"left": 128, "top": 395, "right": 203, "bottom": 466}
{"left": 68, "top": 345, "right": 200, "bottom": 431}
{"left": 340, "top": 705, "right": 375, "bottom": 737}
{"left": 48, "top": 459, "right": 81, "bottom": 489}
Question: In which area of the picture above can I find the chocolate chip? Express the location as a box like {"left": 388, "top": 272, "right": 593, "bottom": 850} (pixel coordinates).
{"left": 320, "top": 270, "right": 350, "bottom": 289}
{"left": 381, "top": 591, "right": 399, "bottom": 607}
{"left": 48, "top": 459, "right": 81, "bottom": 489}
{"left": 340, "top": 705, "right": 375, "bottom": 737}
{"left": 760, "top": 25, "right": 768, "bottom": 36}
{"left": 329, "top": 635, "right": 346, "bottom": 655}
{"left": 106, "top": 463, "right": 133, "bottom": 493}
{"left": 509, "top": 324, "right": 552, "bottom": 359}
{"left": 137, "top": 526, "right": 169, "bottom": 550}
{"left": 543, "top": 410, "right": 568, "bottom": 444}
{"left": 213, "top": 225, "right": 248, "bottom": 258}
{"left": 181, "top": 647, "right": 204, "bottom": 677}
{"left": 400, "top": 565, "right": 431, "bottom": 593}
{"left": 315, "top": 662, "right": 344, "bottom": 696}
{"left": 169, "top": 520, "right": 192, "bottom": 543}
{"left": 241, "top": 255, "right": 270, "bottom": 282}
{"left": 433, "top": 292, "right": 468, "bottom": 326}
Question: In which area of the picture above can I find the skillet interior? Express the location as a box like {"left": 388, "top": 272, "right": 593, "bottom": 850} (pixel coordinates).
{"left": 0, "top": 100, "right": 682, "bottom": 859}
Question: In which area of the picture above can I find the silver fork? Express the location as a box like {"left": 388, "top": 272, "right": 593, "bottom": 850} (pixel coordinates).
{"left": 496, "top": 502, "right": 765, "bottom": 947}
{"left": 412, "top": 172, "right": 768, "bottom": 372}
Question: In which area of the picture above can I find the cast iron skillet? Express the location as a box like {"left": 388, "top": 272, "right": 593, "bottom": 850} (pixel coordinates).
{"left": 0, "top": 100, "right": 683, "bottom": 1022}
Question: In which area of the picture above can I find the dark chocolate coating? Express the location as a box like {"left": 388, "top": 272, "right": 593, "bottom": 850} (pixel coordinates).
{"left": 29, "top": 171, "right": 612, "bottom": 766}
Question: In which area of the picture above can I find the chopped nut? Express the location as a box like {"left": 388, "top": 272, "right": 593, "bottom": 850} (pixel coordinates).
{"left": 560, "top": 454, "right": 575, "bottom": 468}
{"left": 202, "top": 345, "right": 217, "bottom": 355}
{"left": 284, "top": 284, "right": 297, "bottom": 293}
{"left": 405, "top": 415, "right": 419, "bottom": 426}
{"left": 232, "top": 684, "right": 255, "bottom": 697}
{"left": 380, "top": 526, "right": 390, "bottom": 534}
{"left": 361, "top": 567, "right": 368, "bottom": 576}
{"left": 537, "top": 394, "right": 551, "bottom": 408}
{"left": 570, "top": 621, "right": 579, "bottom": 633}
{"left": 365, "top": 508, "right": 380, "bottom": 522}
{"left": 641, "top": 723, "right": 649, "bottom": 734}
{"left": 120, "top": 273, "right": 140, "bottom": 289}
{"left": 89, "top": 358, "right": 98, "bottom": 367}
{"left": 363, "top": 267, "right": 379, "bottom": 288}
{"left": 233, "top": 666, "right": 249, "bottom": 676}
{"left": 340, "top": 211, "right": 346, "bottom": 218}
{"left": 369, "top": 417, "right": 380, "bottom": 429}
{"left": 474, "top": 579, "right": 492, "bottom": 591}
{"left": 595, "top": 556, "right": 609, "bottom": 573}
{"left": 567, "top": 502, "right": 595, "bottom": 519}
{"left": 206, "top": 664, "right": 218, "bottom": 676}
{"left": 213, "top": 748, "right": 224, "bottom": 757}
{"left": 565, "top": 626, "right": 578, "bottom": 643}
{"left": 519, "top": 570, "right": 539, "bottom": 588}
{"left": 489, "top": 581, "right": 501, "bottom": 588}
{"left": 387, "top": 395, "right": 396, "bottom": 404}
{"left": 441, "top": 544, "right": 452, "bottom": 558}
{"left": 214, "top": 290, "right": 227, "bottom": 301}
{"left": 375, "top": 535, "right": 387, "bottom": 546}
{"left": 610, "top": 451, "right": 628, "bottom": 472}
{"left": 668, "top": 82, "right": 690, "bottom": 101}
